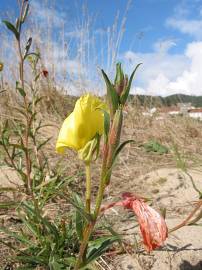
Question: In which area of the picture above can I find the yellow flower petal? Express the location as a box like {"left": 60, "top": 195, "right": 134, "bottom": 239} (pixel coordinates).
{"left": 56, "top": 93, "right": 106, "bottom": 153}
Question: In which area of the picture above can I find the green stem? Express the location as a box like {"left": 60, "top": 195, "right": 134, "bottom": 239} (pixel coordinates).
{"left": 74, "top": 109, "right": 123, "bottom": 269}
{"left": 94, "top": 175, "right": 106, "bottom": 218}
{"left": 74, "top": 162, "right": 107, "bottom": 270}
{"left": 17, "top": 1, "right": 32, "bottom": 194}
{"left": 74, "top": 222, "right": 95, "bottom": 270}
{"left": 74, "top": 164, "right": 93, "bottom": 270}
{"left": 85, "top": 163, "right": 91, "bottom": 214}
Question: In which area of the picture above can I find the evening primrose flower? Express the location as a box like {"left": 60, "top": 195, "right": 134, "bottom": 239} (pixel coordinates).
{"left": 101, "top": 192, "right": 168, "bottom": 251}
{"left": 0, "top": 62, "right": 3, "bottom": 72}
{"left": 56, "top": 93, "right": 106, "bottom": 153}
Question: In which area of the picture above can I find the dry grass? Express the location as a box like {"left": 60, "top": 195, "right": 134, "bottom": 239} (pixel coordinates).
{"left": 1, "top": 95, "right": 202, "bottom": 269}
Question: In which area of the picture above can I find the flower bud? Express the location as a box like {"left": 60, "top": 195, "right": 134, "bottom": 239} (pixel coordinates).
{"left": 105, "top": 108, "right": 123, "bottom": 184}
{"left": 109, "top": 108, "right": 123, "bottom": 146}
{"left": 0, "top": 62, "right": 4, "bottom": 72}
{"left": 114, "top": 63, "right": 128, "bottom": 96}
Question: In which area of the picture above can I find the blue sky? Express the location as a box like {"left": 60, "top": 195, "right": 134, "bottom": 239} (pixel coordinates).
{"left": 1, "top": 0, "right": 202, "bottom": 96}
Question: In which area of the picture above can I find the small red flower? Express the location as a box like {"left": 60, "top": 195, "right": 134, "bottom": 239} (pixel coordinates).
{"left": 42, "top": 69, "right": 48, "bottom": 78}
{"left": 101, "top": 192, "right": 168, "bottom": 251}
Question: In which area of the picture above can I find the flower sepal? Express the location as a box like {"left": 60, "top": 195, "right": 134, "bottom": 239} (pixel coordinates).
{"left": 78, "top": 134, "right": 100, "bottom": 164}
{"left": 120, "top": 63, "right": 142, "bottom": 105}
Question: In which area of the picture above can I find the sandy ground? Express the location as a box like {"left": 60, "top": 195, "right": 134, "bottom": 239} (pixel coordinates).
{"left": 0, "top": 167, "right": 20, "bottom": 188}
{"left": 103, "top": 167, "right": 202, "bottom": 270}
{"left": 0, "top": 165, "right": 202, "bottom": 270}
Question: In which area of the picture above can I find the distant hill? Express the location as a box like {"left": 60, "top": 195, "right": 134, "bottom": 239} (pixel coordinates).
{"left": 129, "top": 94, "right": 202, "bottom": 107}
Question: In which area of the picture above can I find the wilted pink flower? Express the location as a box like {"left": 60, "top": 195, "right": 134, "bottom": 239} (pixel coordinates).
{"left": 101, "top": 192, "right": 168, "bottom": 251}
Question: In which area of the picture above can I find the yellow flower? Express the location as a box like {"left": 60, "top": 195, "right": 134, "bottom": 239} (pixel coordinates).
{"left": 0, "top": 62, "right": 3, "bottom": 72}
{"left": 56, "top": 93, "right": 106, "bottom": 153}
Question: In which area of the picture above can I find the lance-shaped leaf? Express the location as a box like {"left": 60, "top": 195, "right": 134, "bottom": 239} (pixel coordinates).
{"left": 120, "top": 63, "right": 142, "bottom": 105}
{"left": 16, "top": 81, "right": 26, "bottom": 97}
{"left": 84, "top": 236, "right": 119, "bottom": 266}
{"left": 15, "top": 18, "right": 21, "bottom": 31}
{"left": 103, "top": 139, "right": 134, "bottom": 185}
{"left": 101, "top": 69, "right": 119, "bottom": 116}
{"left": 113, "top": 139, "right": 134, "bottom": 163}
{"left": 37, "top": 137, "right": 52, "bottom": 151}
{"left": 24, "top": 37, "right": 32, "bottom": 57}
{"left": 69, "top": 194, "right": 93, "bottom": 222}
{"left": 73, "top": 194, "right": 86, "bottom": 240}
{"left": 97, "top": 109, "right": 110, "bottom": 143}
{"left": 2, "top": 20, "right": 19, "bottom": 40}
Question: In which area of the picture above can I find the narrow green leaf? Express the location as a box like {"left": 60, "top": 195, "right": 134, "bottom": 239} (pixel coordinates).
{"left": 35, "top": 122, "right": 53, "bottom": 133}
{"left": 101, "top": 69, "right": 119, "bottom": 115}
{"left": 69, "top": 195, "right": 93, "bottom": 222}
{"left": 103, "top": 110, "right": 110, "bottom": 143}
{"left": 16, "top": 81, "right": 26, "bottom": 97}
{"left": 92, "top": 134, "right": 101, "bottom": 162}
{"left": 16, "top": 255, "right": 46, "bottom": 265}
{"left": 120, "top": 63, "right": 142, "bottom": 105}
{"left": 105, "top": 224, "right": 123, "bottom": 247}
{"left": 9, "top": 143, "right": 26, "bottom": 152}
{"left": 97, "top": 109, "right": 110, "bottom": 143}
{"left": 29, "top": 112, "right": 37, "bottom": 127}
{"left": 84, "top": 236, "right": 118, "bottom": 266}
{"left": 0, "top": 226, "right": 34, "bottom": 246}
{"left": 0, "top": 201, "right": 19, "bottom": 209}
{"left": 16, "top": 266, "right": 35, "bottom": 270}
{"left": 113, "top": 139, "right": 134, "bottom": 162}
{"left": 3, "top": 119, "right": 9, "bottom": 134}
{"left": 74, "top": 194, "right": 85, "bottom": 240}
{"left": 22, "top": 202, "right": 59, "bottom": 238}
{"left": 37, "top": 137, "right": 52, "bottom": 151}
{"left": 15, "top": 18, "right": 21, "bottom": 31}
{"left": 20, "top": 216, "right": 40, "bottom": 238}
{"left": 17, "top": 169, "right": 27, "bottom": 183}
{"left": 24, "top": 37, "right": 32, "bottom": 56}
{"left": 103, "top": 140, "right": 134, "bottom": 185}
{"left": 34, "top": 96, "right": 44, "bottom": 106}
{"left": 2, "top": 20, "right": 19, "bottom": 40}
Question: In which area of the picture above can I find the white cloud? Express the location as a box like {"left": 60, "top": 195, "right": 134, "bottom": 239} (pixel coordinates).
{"left": 166, "top": 18, "right": 202, "bottom": 39}
{"left": 123, "top": 42, "right": 202, "bottom": 96}
{"left": 167, "top": 42, "right": 202, "bottom": 95}
{"left": 173, "top": 4, "right": 190, "bottom": 18}
{"left": 153, "top": 39, "right": 176, "bottom": 54}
